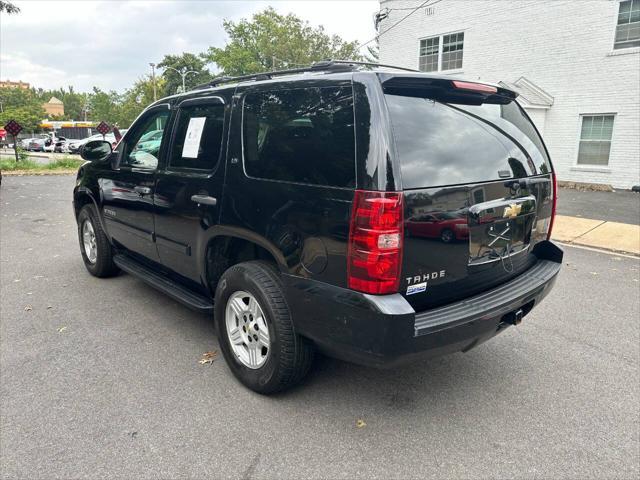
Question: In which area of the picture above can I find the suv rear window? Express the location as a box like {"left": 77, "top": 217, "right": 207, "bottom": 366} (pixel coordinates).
{"left": 385, "top": 94, "right": 551, "bottom": 189}
{"left": 243, "top": 86, "right": 355, "bottom": 188}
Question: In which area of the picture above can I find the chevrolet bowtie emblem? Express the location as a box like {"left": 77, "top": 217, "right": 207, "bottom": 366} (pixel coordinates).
{"left": 503, "top": 203, "right": 522, "bottom": 219}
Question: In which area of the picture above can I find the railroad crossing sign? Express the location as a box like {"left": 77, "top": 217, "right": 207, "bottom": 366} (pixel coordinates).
{"left": 4, "top": 120, "right": 23, "bottom": 137}
{"left": 96, "top": 121, "right": 110, "bottom": 136}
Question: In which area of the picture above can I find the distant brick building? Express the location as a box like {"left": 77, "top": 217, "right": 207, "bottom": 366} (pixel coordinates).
{"left": 0, "top": 80, "right": 30, "bottom": 89}
{"left": 43, "top": 96, "right": 64, "bottom": 117}
{"left": 378, "top": 0, "right": 640, "bottom": 189}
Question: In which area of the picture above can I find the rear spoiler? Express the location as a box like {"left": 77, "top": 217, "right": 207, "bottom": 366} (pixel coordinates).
{"left": 379, "top": 73, "right": 518, "bottom": 105}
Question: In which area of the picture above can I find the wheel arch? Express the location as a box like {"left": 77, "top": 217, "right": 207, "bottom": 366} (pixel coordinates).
{"left": 74, "top": 186, "right": 112, "bottom": 244}
{"left": 202, "top": 228, "right": 288, "bottom": 293}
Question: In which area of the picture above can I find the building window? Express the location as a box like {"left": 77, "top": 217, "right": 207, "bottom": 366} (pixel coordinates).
{"left": 419, "top": 31, "right": 464, "bottom": 72}
{"left": 418, "top": 37, "right": 439, "bottom": 72}
{"left": 615, "top": 0, "right": 640, "bottom": 49}
{"left": 442, "top": 32, "right": 464, "bottom": 70}
{"left": 577, "top": 115, "right": 615, "bottom": 166}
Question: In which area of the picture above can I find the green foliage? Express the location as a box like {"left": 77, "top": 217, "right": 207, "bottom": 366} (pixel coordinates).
{"left": 0, "top": 156, "right": 82, "bottom": 171}
{"left": 44, "top": 157, "right": 83, "bottom": 169}
{"left": 158, "top": 53, "right": 212, "bottom": 96}
{"left": 0, "top": 88, "right": 47, "bottom": 132}
{"left": 0, "top": 1, "right": 20, "bottom": 14}
{"left": 0, "top": 7, "right": 365, "bottom": 129}
{"left": 114, "top": 75, "right": 165, "bottom": 127}
{"left": 202, "top": 7, "right": 363, "bottom": 76}
{"left": 0, "top": 158, "right": 39, "bottom": 170}
{"left": 17, "top": 147, "right": 29, "bottom": 162}
{"left": 88, "top": 87, "right": 121, "bottom": 124}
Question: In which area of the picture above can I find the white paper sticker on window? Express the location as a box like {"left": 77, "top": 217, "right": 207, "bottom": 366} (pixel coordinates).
{"left": 182, "top": 117, "right": 206, "bottom": 159}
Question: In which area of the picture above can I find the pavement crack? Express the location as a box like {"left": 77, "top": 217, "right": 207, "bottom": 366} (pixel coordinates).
{"left": 241, "top": 453, "right": 261, "bottom": 480}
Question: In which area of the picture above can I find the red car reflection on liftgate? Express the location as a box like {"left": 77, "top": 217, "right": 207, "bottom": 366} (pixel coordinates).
{"left": 405, "top": 212, "right": 469, "bottom": 243}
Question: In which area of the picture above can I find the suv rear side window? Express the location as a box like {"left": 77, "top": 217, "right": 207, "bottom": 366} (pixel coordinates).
{"left": 243, "top": 86, "right": 355, "bottom": 188}
{"left": 170, "top": 103, "right": 225, "bottom": 170}
{"left": 385, "top": 94, "right": 551, "bottom": 189}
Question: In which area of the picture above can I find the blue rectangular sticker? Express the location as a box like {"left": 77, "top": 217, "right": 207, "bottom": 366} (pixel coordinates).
{"left": 406, "top": 282, "right": 427, "bottom": 295}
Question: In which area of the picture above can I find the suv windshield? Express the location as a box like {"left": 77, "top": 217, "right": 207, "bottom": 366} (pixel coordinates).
{"left": 385, "top": 94, "right": 551, "bottom": 189}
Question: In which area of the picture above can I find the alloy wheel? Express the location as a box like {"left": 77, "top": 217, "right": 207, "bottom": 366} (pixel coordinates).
{"left": 225, "top": 291, "right": 271, "bottom": 369}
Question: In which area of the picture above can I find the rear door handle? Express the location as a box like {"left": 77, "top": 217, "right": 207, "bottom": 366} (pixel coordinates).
{"left": 191, "top": 194, "right": 217, "bottom": 206}
{"left": 134, "top": 186, "right": 152, "bottom": 195}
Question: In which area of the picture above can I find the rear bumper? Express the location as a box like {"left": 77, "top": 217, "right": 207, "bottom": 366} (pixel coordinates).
{"left": 284, "top": 241, "right": 562, "bottom": 368}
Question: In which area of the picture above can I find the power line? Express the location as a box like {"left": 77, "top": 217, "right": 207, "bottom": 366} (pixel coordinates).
{"left": 361, "top": 0, "right": 445, "bottom": 50}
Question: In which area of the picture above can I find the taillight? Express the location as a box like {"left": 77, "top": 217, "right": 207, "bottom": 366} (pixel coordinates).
{"left": 547, "top": 172, "right": 557, "bottom": 240}
{"left": 452, "top": 80, "right": 498, "bottom": 94}
{"left": 347, "top": 190, "right": 403, "bottom": 294}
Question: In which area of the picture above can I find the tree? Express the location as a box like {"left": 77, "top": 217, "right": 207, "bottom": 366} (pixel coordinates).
{"left": 157, "top": 53, "right": 212, "bottom": 96}
{"left": 0, "top": 87, "right": 46, "bottom": 132}
{"left": 364, "top": 45, "right": 379, "bottom": 64}
{"left": 87, "top": 87, "right": 121, "bottom": 124}
{"left": 116, "top": 75, "right": 166, "bottom": 127}
{"left": 0, "top": 1, "right": 20, "bottom": 14}
{"left": 202, "top": 7, "right": 363, "bottom": 76}
{"left": 35, "top": 86, "right": 88, "bottom": 121}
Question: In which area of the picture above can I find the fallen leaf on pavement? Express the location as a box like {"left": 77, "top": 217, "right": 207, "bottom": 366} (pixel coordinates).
{"left": 57, "top": 326, "right": 67, "bottom": 333}
{"left": 24, "top": 305, "right": 32, "bottom": 311}
{"left": 356, "top": 419, "right": 366, "bottom": 428}
{"left": 198, "top": 351, "right": 218, "bottom": 365}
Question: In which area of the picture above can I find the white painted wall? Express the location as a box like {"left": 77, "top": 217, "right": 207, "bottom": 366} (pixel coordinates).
{"left": 378, "top": 0, "right": 640, "bottom": 189}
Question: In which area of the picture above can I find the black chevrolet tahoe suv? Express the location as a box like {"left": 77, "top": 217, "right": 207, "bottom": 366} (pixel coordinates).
{"left": 73, "top": 61, "right": 562, "bottom": 393}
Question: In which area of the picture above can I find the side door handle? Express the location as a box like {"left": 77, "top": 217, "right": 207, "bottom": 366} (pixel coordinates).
{"left": 191, "top": 194, "right": 217, "bottom": 206}
{"left": 134, "top": 186, "right": 152, "bottom": 195}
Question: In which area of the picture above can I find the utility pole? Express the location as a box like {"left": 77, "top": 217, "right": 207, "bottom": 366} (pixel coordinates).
{"left": 149, "top": 62, "right": 157, "bottom": 101}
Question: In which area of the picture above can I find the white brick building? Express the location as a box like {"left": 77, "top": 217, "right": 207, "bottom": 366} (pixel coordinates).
{"left": 378, "top": 0, "right": 640, "bottom": 189}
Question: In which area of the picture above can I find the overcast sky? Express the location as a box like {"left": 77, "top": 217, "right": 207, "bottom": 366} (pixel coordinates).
{"left": 0, "top": 0, "right": 379, "bottom": 93}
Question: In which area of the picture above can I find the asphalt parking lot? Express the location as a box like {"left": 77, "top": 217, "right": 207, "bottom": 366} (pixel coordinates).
{"left": 1, "top": 175, "right": 639, "bottom": 479}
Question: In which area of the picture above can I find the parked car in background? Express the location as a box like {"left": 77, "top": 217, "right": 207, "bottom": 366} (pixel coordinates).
{"left": 133, "top": 129, "right": 163, "bottom": 154}
{"left": 27, "top": 137, "right": 54, "bottom": 152}
{"left": 20, "top": 138, "right": 35, "bottom": 149}
{"left": 53, "top": 136, "right": 69, "bottom": 153}
{"left": 67, "top": 131, "right": 127, "bottom": 154}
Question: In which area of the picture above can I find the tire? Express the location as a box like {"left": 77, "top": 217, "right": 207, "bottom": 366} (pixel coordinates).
{"left": 215, "top": 261, "right": 314, "bottom": 394}
{"left": 77, "top": 204, "right": 119, "bottom": 277}
{"left": 440, "top": 228, "right": 455, "bottom": 243}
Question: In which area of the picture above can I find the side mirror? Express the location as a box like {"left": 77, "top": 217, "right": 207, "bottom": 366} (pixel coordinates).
{"left": 80, "top": 140, "right": 112, "bottom": 162}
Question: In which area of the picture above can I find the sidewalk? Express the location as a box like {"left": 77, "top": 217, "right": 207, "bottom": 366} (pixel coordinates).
{"left": 553, "top": 187, "right": 640, "bottom": 255}
{"left": 552, "top": 216, "right": 640, "bottom": 255}
{"left": 557, "top": 187, "right": 640, "bottom": 225}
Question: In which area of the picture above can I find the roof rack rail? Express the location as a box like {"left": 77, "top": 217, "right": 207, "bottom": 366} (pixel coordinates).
{"left": 191, "top": 59, "right": 419, "bottom": 91}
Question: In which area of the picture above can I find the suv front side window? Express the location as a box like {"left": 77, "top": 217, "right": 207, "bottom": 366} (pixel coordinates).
{"left": 121, "top": 109, "right": 170, "bottom": 169}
